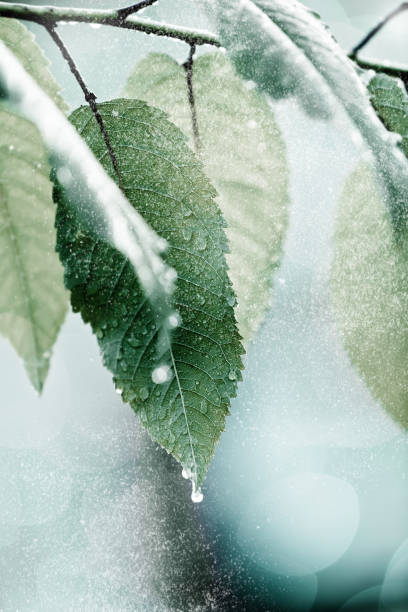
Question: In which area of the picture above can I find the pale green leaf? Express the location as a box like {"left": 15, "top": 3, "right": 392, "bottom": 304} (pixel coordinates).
{"left": 331, "top": 164, "right": 408, "bottom": 431}
{"left": 0, "top": 20, "right": 69, "bottom": 390}
{"left": 205, "top": 0, "right": 408, "bottom": 229}
{"left": 124, "top": 51, "right": 289, "bottom": 342}
{"left": 54, "top": 99, "right": 244, "bottom": 489}
{"left": 0, "top": 109, "right": 68, "bottom": 391}
{"left": 368, "top": 72, "right": 408, "bottom": 158}
{"left": 0, "top": 18, "right": 67, "bottom": 112}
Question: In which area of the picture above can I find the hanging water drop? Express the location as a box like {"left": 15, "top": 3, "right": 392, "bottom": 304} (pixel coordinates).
{"left": 191, "top": 486, "right": 203, "bottom": 503}
{"left": 116, "top": 388, "right": 123, "bottom": 395}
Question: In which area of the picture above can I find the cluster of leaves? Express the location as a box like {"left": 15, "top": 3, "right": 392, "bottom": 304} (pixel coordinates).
{"left": 1, "top": 0, "right": 408, "bottom": 489}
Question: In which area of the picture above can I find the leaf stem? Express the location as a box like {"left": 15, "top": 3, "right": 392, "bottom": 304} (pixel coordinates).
{"left": 183, "top": 44, "right": 201, "bottom": 153}
{"left": 350, "top": 2, "right": 408, "bottom": 58}
{"left": 46, "top": 24, "right": 124, "bottom": 189}
{"left": 0, "top": 2, "right": 220, "bottom": 47}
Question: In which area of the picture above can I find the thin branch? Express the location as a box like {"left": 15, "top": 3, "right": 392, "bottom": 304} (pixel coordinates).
{"left": 0, "top": 2, "right": 220, "bottom": 47}
{"left": 46, "top": 24, "right": 124, "bottom": 189}
{"left": 183, "top": 44, "right": 201, "bottom": 153}
{"left": 117, "top": 0, "right": 158, "bottom": 21}
{"left": 350, "top": 2, "right": 408, "bottom": 58}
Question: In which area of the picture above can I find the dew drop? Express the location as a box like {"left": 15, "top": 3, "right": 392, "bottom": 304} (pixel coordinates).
{"left": 140, "top": 387, "right": 149, "bottom": 401}
{"left": 112, "top": 110, "right": 119, "bottom": 117}
{"left": 127, "top": 336, "right": 142, "bottom": 348}
{"left": 196, "top": 234, "right": 207, "bottom": 251}
{"left": 116, "top": 388, "right": 123, "bottom": 395}
{"left": 167, "top": 313, "right": 180, "bottom": 329}
{"left": 227, "top": 295, "right": 236, "bottom": 307}
{"left": 152, "top": 364, "right": 171, "bottom": 384}
{"left": 182, "top": 227, "right": 192, "bottom": 241}
{"left": 183, "top": 208, "right": 192, "bottom": 217}
{"left": 182, "top": 468, "right": 192, "bottom": 480}
{"left": 228, "top": 369, "right": 237, "bottom": 381}
{"left": 90, "top": 22, "right": 102, "bottom": 29}
{"left": 56, "top": 166, "right": 73, "bottom": 186}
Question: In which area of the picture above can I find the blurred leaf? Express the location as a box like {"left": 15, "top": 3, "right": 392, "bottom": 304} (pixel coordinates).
{"left": 205, "top": 0, "right": 408, "bottom": 229}
{"left": 368, "top": 72, "right": 408, "bottom": 158}
{"left": 331, "top": 163, "right": 408, "bottom": 430}
{"left": 0, "top": 110, "right": 68, "bottom": 391}
{"left": 124, "top": 52, "right": 289, "bottom": 343}
{"left": 0, "top": 19, "right": 69, "bottom": 390}
{"left": 0, "top": 18, "right": 67, "bottom": 112}
{"left": 54, "top": 99, "right": 244, "bottom": 489}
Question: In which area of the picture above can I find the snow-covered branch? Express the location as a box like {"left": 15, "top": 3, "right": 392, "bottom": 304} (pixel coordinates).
{"left": 0, "top": 2, "right": 220, "bottom": 47}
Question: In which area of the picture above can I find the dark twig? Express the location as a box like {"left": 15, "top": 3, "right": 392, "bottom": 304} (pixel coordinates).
{"left": 0, "top": 3, "right": 220, "bottom": 48}
{"left": 350, "top": 2, "right": 408, "bottom": 58}
{"left": 117, "top": 0, "right": 158, "bottom": 21}
{"left": 183, "top": 44, "right": 201, "bottom": 153}
{"left": 46, "top": 24, "right": 124, "bottom": 189}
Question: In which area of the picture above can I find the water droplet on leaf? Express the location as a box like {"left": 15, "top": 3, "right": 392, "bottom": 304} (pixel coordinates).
{"left": 152, "top": 365, "right": 171, "bottom": 384}
{"left": 196, "top": 234, "right": 206, "bottom": 251}
{"left": 182, "top": 227, "right": 192, "bottom": 241}
{"left": 140, "top": 387, "right": 149, "bottom": 401}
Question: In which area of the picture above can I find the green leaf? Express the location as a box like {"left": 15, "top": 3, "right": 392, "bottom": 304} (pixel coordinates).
{"left": 124, "top": 52, "right": 289, "bottom": 343}
{"left": 368, "top": 72, "right": 408, "bottom": 159}
{"left": 54, "top": 99, "right": 244, "bottom": 490}
{"left": 0, "top": 19, "right": 69, "bottom": 390}
{"left": 0, "top": 109, "right": 68, "bottom": 391}
{"left": 205, "top": 0, "right": 408, "bottom": 229}
{"left": 331, "top": 163, "right": 408, "bottom": 431}
{"left": 0, "top": 18, "right": 67, "bottom": 112}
